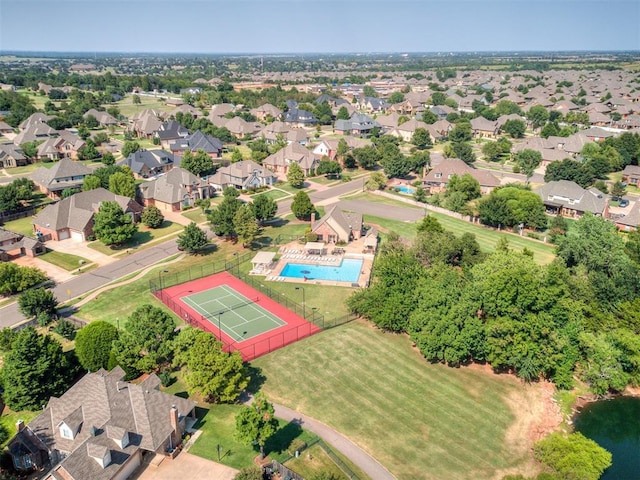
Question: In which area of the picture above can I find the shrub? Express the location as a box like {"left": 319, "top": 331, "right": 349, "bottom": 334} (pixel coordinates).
{"left": 141, "top": 205, "right": 164, "bottom": 228}
{"left": 52, "top": 320, "right": 78, "bottom": 340}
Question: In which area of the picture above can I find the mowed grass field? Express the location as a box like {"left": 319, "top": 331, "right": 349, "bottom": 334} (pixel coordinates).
{"left": 253, "top": 321, "right": 540, "bottom": 480}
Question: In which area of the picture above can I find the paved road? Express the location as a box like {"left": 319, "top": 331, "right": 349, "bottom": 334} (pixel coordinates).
{"left": 277, "top": 177, "right": 368, "bottom": 216}
{"left": 0, "top": 239, "right": 179, "bottom": 328}
{"left": 332, "top": 199, "right": 426, "bottom": 222}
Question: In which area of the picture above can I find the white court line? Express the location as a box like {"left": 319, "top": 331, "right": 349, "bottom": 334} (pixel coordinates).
{"left": 218, "top": 285, "right": 287, "bottom": 327}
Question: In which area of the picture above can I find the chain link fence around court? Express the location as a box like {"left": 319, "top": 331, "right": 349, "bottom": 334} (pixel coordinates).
{"left": 149, "top": 252, "right": 358, "bottom": 360}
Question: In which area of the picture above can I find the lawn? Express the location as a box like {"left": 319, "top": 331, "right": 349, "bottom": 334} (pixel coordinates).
{"left": 252, "top": 321, "right": 541, "bottom": 480}
{"left": 182, "top": 208, "right": 209, "bottom": 224}
{"left": 113, "top": 94, "right": 174, "bottom": 118}
{"left": 0, "top": 408, "right": 39, "bottom": 448}
{"left": 39, "top": 249, "right": 90, "bottom": 271}
{"left": 258, "top": 188, "right": 290, "bottom": 201}
{"left": 87, "top": 220, "right": 183, "bottom": 256}
{"left": 1, "top": 216, "right": 35, "bottom": 238}
{"left": 280, "top": 443, "right": 367, "bottom": 480}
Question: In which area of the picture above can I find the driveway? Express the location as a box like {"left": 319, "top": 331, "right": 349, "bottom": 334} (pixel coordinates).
{"left": 132, "top": 452, "right": 237, "bottom": 480}
{"left": 47, "top": 237, "right": 116, "bottom": 267}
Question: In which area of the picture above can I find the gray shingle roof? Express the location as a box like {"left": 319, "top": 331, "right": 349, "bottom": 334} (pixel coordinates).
{"left": 31, "top": 158, "right": 92, "bottom": 191}
{"left": 117, "top": 149, "right": 174, "bottom": 176}
{"left": 535, "top": 180, "right": 607, "bottom": 214}
{"left": 138, "top": 167, "right": 205, "bottom": 204}
{"left": 170, "top": 131, "right": 223, "bottom": 154}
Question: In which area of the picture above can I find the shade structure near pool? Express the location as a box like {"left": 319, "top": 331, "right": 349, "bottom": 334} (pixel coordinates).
{"left": 155, "top": 272, "right": 321, "bottom": 361}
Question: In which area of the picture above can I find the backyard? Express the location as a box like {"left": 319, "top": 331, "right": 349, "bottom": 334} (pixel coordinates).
{"left": 252, "top": 320, "right": 549, "bottom": 480}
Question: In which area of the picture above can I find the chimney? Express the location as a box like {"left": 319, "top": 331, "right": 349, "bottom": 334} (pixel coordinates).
{"left": 16, "top": 420, "right": 25, "bottom": 432}
{"left": 169, "top": 406, "right": 181, "bottom": 448}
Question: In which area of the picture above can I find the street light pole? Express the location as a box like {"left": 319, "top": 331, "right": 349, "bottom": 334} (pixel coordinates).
{"left": 295, "top": 286, "right": 306, "bottom": 317}
{"left": 217, "top": 311, "right": 224, "bottom": 340}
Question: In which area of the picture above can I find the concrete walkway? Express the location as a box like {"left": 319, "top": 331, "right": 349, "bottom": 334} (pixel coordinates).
{"left": 245, "top": 395, "right": 396, "bottom": 480}
{"left": 132, "top": 452, "right": 237, "bottom": 480}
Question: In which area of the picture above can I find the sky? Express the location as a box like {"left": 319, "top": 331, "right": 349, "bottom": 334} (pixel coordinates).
{"left": 0, "top": 0, "right": 639, "bottom": 54}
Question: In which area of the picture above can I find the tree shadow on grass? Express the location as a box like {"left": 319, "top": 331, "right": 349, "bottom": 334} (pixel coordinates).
{"left": 191, "top": 406, "right": 211, "bottom": 430}
{"left": 264, "top": 419, "right": 304, "bottom": 457}
{"left": 245, "top": 365, "right": 266, "bottom": 395}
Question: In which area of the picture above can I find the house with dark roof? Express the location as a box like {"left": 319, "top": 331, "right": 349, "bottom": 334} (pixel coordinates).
{"left": 0, "top": 143, "right": 27, "bottom": 168}
{"left": 334, "top": 113, "right": 379, "bottom": 136}
{"left": 170, "top": 130, "right": 223, "bottom": 158}
{"left": 614, "top": 201, "right": 640, "bottom": 231}
{"left": 31, "top": 158, "right": 92, "bottom": 198}
{"left": 0, "top": 228, "right": 45, "bottom": 261}
{"left": 138, "top": 167, "right": 212, "bottom": 211}
{"left": 356, "top": 96, "right": 389, "bottom": 113}
{"left": 32, "top": 188, "right": 142, "bottom": 241}
{"left": 208, "top": 160, "right": 277, "bottom": 191}
{"left": 535, "top": 180, "right": 608, "bottom": 218}
{"left": 311, "top": 205, "right": 364, "bottom": 243}
{"left": 8, "top": 367, "right": 195, "bottom": 480}
{"left": 117, "top": 149, "right": 175, "bottom": 179}
{"left": 622, "top": 165, "right": 640, "bottom": 188}
{"left": 283, "top": 108, "right": 317, "bottom": 127}
{"left": 155, "top": 120, "right": 189, "bottom": 149}
{"left": 423, "top": 159, "right": 500, "bottom": 195}
{"left": 470, "top": 117, "right": 499, "bottom": 138}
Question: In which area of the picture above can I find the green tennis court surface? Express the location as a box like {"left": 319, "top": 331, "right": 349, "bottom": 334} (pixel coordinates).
{"left": 181, "top": 285, "right": 287, "bottom": 342}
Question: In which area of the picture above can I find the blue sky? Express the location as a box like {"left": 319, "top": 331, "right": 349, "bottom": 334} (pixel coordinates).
{"left": 1, "top": 0, "right": 638, "bottom": 53}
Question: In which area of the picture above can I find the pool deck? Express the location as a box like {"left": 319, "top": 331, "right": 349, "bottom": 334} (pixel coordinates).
{"left": 257, "top": 239, "right": 375, "bottom": 288}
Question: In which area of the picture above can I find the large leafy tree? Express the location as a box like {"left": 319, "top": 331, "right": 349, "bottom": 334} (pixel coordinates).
{"left": 352, "top": 145, "right": 378, "bottom": 169}
{"left": 234, "top": 393, "right": 279, "bottom": 459}
{"left": 526, "top": 105, "right": 549, "bottom": 129}
{"left": 514, "top": 149, "right": 542, "bottom": 184}
{"left": 177, "top": 222, "right": 209, "bottom": 253}
{"left": 0, "top": 263, "right": 48, "bottom": 296}
{"left": 141, "top": 205, "right": 164, "bottom": 228}
{"left": 252, "top": 194, "right": 277, "bottom": 225}
{"left": 233, "top": 204, "right": 258, "bottom": 247}
{"left": 83, "top": 174, "right": 102, "bottom": 191}
{"left": 412, "top": 128, "right": 432, "bottom": 149}
{"left": 544, "top": 158, "right": 594, "bottom": 188}
{"left": 172, "top": 328, "right": 249, "bottom": 403}
{"left": 286, "top": 162, "right": 305, "bottom": 188}
{"left": 209, "top": 187, "right": 242, "bottom": 238}
{"left": 93, "top": 200, "right": 138, "bottom": 246}
{"left": 121, "top": 140, "right": 140, "bottom": 158}
{"left": 18, "top": 287, "right": 57, "bottom": 322}
{"left": 75, "top": 321, "right": 118, "bottom": 372}
{"left": 478, "top": 186, "right": 547, "bottom": 230}
{"left": 3, "top": 327, "right": 74, "bottom": 410}
{"left": 452, "top": 142, "right": 476, "bottom": 165}
{"left": 501, "top": 119, "right": 526, "bottom": 138}
{"left": 108, "top": 171, "right": 136, "bottom": 198}
{"left": 111, "top": 304, "right": 176, "bottom": 379}
{"left": 291, "top": 190, "right": 315, "bottom": 220}
{"left": 534, "top": 432, "right": 612, "bottom": 480}
{"left": 181, "top": 149, "right": 215, "bottom": 177}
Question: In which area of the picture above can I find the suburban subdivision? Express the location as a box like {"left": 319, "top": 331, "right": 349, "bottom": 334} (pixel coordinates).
{"left": 0, "top": 3, "right": 639, "bottom": 479}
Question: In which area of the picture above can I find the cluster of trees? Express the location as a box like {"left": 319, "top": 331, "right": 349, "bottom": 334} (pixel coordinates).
{"left": 478, "top": 185, "right": 548, "bottom": 230}
{"left": 0, "top": 263, "right": 48, "bottom": 296}
{"left": 208, "top": 188, "right": 278, "bottom": 246}
{"left": 349, "top": 213, "right": 640, "bottom": 394}
{"left": 0, "top": 90, "right": 36, "bottom": 127}
{"left": 0, "top": 178, "right": 35, "bottom": 215}
{"left": 181, "top": 149, "right": 218, "bottom": 177}
{"left": 350, "top": 135, "right": 430, "bottom": 178}
{"left": 83, "top": 164, "right": 136, "bottom": 198}
{"left": 481, "top": 137, "right": 513, "bottom": 162}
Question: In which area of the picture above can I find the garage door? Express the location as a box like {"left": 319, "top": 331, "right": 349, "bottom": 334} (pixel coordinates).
{"left": 58, "top": 230, "right": 70, "bottom": 240}
{"left": 70, "top": 230, "right": 84, "bottom": 242}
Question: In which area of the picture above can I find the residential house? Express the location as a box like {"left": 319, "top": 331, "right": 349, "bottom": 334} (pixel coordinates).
{"left": 423, "top": 158, "right": 500, "bottom": 195}
{"left": 374, "top": 113, "right": 401, "bottom": 131}
{"left": 0, "top": 228, "right": 44, "bottom": 261}
{"left": 32, "top": 188, "right": 143, "bottom": 241}
{"left": 334, "top": 113, "right": 379, "bottom": 136}
{"left": 283, "top": 108, "right": 317, "bottom": 127}
{"left": 614, "top": 201, "right": 640, "bottom": 231}
{"left": 208, "top": 160, "right": 277, "bottom": 191}
{"left": 535, "top": 180, "right": 608, "bottom": 218}
{"left": 13, "top": 123, "right": 58, "bottom": 146}
{"left": 170, "top": 131, "right": 223, "bottom": 158}
{"left": 262, "top": 142, "right": 318, "bottom": 177}
{"left": 0, "top": 120, "right": 15, "bottom": 137}
{"left": 249, "top": 103, "right": 283, "bottom": 121}
{"left": 31, "top": 157, "right": 92, "bottom": 198}
{"left": 430, "top": 105, "right": 454, "bottom": 120}
{"left": 37, "top": 131, "right": 85, "bottom": 161}
{"left": 470, "top": 117, "right": 499, "bottom": 138}
{"left": 8, "top": 367, "right": 195, "bottom": 480}
{"left": 117, "top": 149, "right": 175, "bottom": 179}
{"left": 311, "top": 205, "right": 364, "bottom": 243}
{"left": 130, "top": 110, "right": 165, "bottom": 139}
{"left": 388, "top": 118, "right": 429, "bottom": 143}
{"left": 312, "top": 137, "right": 370, "bottom": 161}
{"left": 580, "top": 127, "right": 617, "bottom": 142}
{"left": 357, "top": 97, "right": 389, "bottom": 113}
{"left": 426, "top": 119, "right": 453, "bottom": 142}
{"left": 622, "top": 165, "right": 640, "bottom": 187}
{"left": 83, "top": 109, "right": 119, "bottom": 127}
{"left": 170, "top": 103, "right": 203, "bottom": 119}
{"left": 155, "top": 120, "right": 189, "bottom": 149}
{"left": 19, "top": 112, "right": 55, "bottom": 130}
{"left": 224, "top": 116, "right": 260, "bottom": 139}
{"left": 138, "top": 167, "right": 212, "bottom": 211}
{"left": 0, "top": 143, "right": 27, "bottom": 168}
{"left": 209, "top": 103, "right": 235, "bottom": 118}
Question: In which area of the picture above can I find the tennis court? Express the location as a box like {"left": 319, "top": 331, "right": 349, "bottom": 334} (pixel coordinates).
{"left": 181, "top": 285, "right": 286, "bottom": 342}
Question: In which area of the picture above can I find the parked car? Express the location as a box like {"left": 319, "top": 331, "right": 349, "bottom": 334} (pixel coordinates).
{"left": 619, "top": 198, "right": 629, "bottom": 208}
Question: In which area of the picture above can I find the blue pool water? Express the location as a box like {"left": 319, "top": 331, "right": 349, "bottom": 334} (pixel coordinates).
{"left": 395, "top": 185, "right": 415, "bottom": 194}
{"left": 280, "top": 259, "right": 363, "bottom": 282}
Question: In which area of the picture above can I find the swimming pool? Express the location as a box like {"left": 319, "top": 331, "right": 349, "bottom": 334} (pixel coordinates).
{"left": 280, "top": 259, "right": 363, "bottom": 282}
{"left": 394, "top": 185, "right": 415, "bottom": 194}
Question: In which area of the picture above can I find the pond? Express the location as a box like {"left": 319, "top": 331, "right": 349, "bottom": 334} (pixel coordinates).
{"left": 573, "top": 396, "right": 640, "bottom": 480}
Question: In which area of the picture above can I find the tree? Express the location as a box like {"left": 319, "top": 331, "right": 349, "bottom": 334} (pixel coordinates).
{"left": 77, "top": 142, "right": 99, "bottom": 160}
{"left": 252, "top": 193, "right": 277, "bottom": 225}
{"left": 108, "top": 171, "right": 136, "bottom": 198}
{"left": 389, "top": 92, "right": 405, "bottom": 104}
{"left": 449, "top": 123, "right": 472, "bottom": 143}
{"left": 177, "top": 222, "right": 209, "bottom": 253}
{"left": 501, "top": 119, "right": 526, "bottom": 138}
{"left": 112, "top": 304, "right": 176, "bottom": 378}
{"left": 527, "top": 105, "right": 550, "bottom": 129}
{"left": 482, "top": 141, "right": 505, "bottom": 162}
{"left": 431, "top": 92, "right": 446, "bottom": 106}
{"left": 0, "top": 263, "right": 48, "bottom": 297}
{"left": 121, "top": 140, "right": 140, "bottom": 158}
{"left": 381, "top": 151, "right": 411, "bottom": 178}
{"left": 181, "top": 149, "right": 215, "bottom": 177}
{"left": 291, "top": 191, "right": 315, "bottom": 220}
{"left": 287, "top": 162, "right": 305, "bottom": 188}
{"left": 234, "top": 204, "right": 258, "bottom": 247}
{"left": 75, "top": 321, "right": 118, "bottom": 371}
{"left": 514, "top": 149, "right": 542, "bottom": 184}
{"left": 478, "top": 186, "right": 547, "bottom": 230}
{"left": 336, "top": 138, "right": 349, "bottom": 164}
{"left": 93, "top": 200, "right": 138, "bottom": 246}
{"left": 541, "top": 122, "right": 560, "bottom": 138}
{"left": 83, "top": 174, "right": 102, "bottom": 191}
{"left": 534, "top": 432, "right": 612, "bottom": 480}
{"left": 352, "top": 145, "right": 378, "bottom": 169}
{"left": 610, "top": 181, "right": 627, "bottom": 200}
{"left": 101, "top": 151, "right": 115, "bottom": 166}
{"left": 18, "top": 287, "right": 57, "bottom": 323}
{"left": 231, "top": 147, "right": 243, "bottom": 163}
{"left": 84, "top": 114, "right": 99, "bottom": 129}
{"left": 132, "top": 94, "right": 141, "bottom": 104}
{"left": 172, "top": 328, "right": 249, "bottom": 403}
{"left": 233, "top": 467, "right": 263, "bottom": 480}
{"left": 452, "top": 142, "right": 476, "bottom": 165}
{"left": 544, "top": 158, "right": 594, "bottom": 188}
{"left": 417, "top": 215, "right": 444, "bottom": 234}
{"left": 141, "top": 205, "right": 164, "bottom": 228}
{"left": 362, "top": 85, "right": 377, "bottom": 98}
{"left": 336, "top": 106, "right": 350, "bottom": 120}
{"left": 422, "top": 110, "right": 438, "bottom": 124}
{"left": 412, "top": 128, "right": 432, "bottom": 149}
{"left": 234, "top": 393, "right": 279, "bottom": 459}
{"left": 3, "top": 327, "right": 73, "bottom": 411}
{"left": 61, "top": 188, "right": 79, "bottom": 199}
{"left": 316, "top": 158, "right": 342, "bottom": 177}
{"left": 209, "top": 188, "right": 242, "bottom": 238}
{"left": 366, "top": 172, "right": 388, "bottom": 190}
